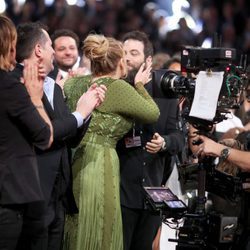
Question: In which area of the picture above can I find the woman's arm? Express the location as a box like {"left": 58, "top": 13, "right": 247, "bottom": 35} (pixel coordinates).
{"left": 103, "top": 79, "right": 160, "bottom": 123}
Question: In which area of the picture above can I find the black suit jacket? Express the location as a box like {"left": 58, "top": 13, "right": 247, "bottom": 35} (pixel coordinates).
{"left": 48, "top": 65, "right": 59, "bottom": 81}
{"left": 117, "top": 82, "right": 185, "bottom": 209}
{"left": 0, "top": 69, "right": 51, "bottom": 205}
{"left": 11, "top": 65, "right": 90, "bottom": 213}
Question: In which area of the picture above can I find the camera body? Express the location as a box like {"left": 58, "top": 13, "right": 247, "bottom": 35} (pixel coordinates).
{"left": 152, "top": 46, "right": 247, "bottom": 124}
{"left": 181, "top": 46, "right": 236, "bottom": 73}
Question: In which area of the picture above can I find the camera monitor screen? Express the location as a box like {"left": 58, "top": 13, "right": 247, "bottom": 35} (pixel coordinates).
{"left": 164, "top": 200, "right": 186, "bottom": 209}
{"left": 144, "top": 187, "right": 178, "bottom": 203}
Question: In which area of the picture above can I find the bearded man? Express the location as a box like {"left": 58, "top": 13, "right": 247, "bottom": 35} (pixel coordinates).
{"left": 116, "top": 31, "right": 184, "bottom": 250}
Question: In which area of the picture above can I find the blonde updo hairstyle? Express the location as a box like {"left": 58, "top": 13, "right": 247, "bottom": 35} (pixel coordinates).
{"left": 83, "top": 34, "right": 124, "bottom": 76}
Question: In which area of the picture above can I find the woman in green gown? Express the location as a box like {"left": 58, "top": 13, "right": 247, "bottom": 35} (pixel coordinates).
{"left": 63, "top": 34, "right": 160, "bottom": 250}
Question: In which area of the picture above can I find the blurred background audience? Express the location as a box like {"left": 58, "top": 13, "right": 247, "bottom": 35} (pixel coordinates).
{"left": 1, "top": 0, "right": 249, "bottom": 64}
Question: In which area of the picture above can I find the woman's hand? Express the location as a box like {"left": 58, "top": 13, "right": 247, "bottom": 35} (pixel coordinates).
{"left": 23, "top": 59, "right": 43, "bottom": 101}
{"left": 75, "top": 83, "right": 107, "bottom": 119}
{"left": 134, "top": 59, "right": 152, "bottom": 86}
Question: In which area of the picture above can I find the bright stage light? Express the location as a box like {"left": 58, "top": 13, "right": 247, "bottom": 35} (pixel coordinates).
{"left": 0, "top": 0, "right": 6, "bottom": 14}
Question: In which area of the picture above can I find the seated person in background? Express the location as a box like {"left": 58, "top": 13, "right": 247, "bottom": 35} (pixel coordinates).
{"left": 152, "top": 52, "right": 170, "bottom": 70}
{"left": 163, "top": 56, "right": 181, "bottom": 72}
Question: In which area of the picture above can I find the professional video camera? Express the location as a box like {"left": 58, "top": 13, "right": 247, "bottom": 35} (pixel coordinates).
{"left": 152, "top": 46, "right": 248, "bottom": 125}
{"left": 150, "top": 46, "right": 249, "bottom": 249}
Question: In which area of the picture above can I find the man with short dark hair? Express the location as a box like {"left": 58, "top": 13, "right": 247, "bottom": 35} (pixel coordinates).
{"left": 50, "top": 29, "right": 80, "bottom": 79}
{"left": 117, "top": 30, "right": 184, "bottom": 250}
{"left": 12, "top": 22, "right": 106, "bottom": 250}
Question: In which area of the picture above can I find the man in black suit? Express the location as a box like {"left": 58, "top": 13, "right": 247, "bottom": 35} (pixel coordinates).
{"left": 0, "top": 15, "right": 53, "bottom": 250}
{"left": 11, "top": 22, "right": 105, "bottom": 250}
{"left": 117, "top": 31, "right": 184, "bottom": 250}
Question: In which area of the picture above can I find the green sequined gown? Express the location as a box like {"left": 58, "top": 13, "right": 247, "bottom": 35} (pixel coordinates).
{"left": 63, "top": 76, "right": 159, "bottom": 250}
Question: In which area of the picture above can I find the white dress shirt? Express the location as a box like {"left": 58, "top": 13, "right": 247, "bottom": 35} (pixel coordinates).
{"left": 43, "top": 76, "right": 85, "bottom": 128}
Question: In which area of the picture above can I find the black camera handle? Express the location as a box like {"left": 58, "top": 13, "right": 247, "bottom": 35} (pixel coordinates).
{"left": 196, "top": 161, "right": 207, "bottom": 215}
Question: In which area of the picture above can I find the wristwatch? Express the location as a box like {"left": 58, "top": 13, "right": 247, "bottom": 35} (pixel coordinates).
{"left": 220, "top": 147, "right": 231, "bottom": 161}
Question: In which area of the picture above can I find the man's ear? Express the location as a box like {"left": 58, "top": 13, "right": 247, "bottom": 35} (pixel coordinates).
{"left": 34, "top": 43, "right": 42, "bottom": 58}
{"left": 146, "top": 56, "right": 152, "bottom": 64}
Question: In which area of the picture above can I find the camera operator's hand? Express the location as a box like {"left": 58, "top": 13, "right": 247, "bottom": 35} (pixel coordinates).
{"left": 197, "top": 135, "right": 224, "bottom": 158}
{"left": 188, "top": 125, "right": 201, "bottom": 157}
{"left": 146, "top": 133, "right": 165, "bottom": 154}
{"left": 196, "top": 134, "right": 250, "bottom": 171}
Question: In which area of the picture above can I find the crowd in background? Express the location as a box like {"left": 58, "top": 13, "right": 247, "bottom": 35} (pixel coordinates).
{"left": 3, "top": 0, "right": 250, "bottom": 61}
{"left": 1, "top": 1, "right": 250, "bottom": 249}
{"left": 0, "top": 0, "right": 250, "bottom": 250}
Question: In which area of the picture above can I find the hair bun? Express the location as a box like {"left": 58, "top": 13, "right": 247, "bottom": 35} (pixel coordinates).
{"left": 82, "top": 33, "right": 124, "bottom": 76}
{"left": 83, "top": 34, "right": 109, "bottom": 61}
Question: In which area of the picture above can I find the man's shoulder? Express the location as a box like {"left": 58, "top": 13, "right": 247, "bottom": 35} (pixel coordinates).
{"left": 153, "top": 96, "right": 178, "bottom": 107}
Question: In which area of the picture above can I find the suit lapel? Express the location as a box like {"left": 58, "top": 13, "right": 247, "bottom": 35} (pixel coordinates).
{"left": 145, "top": 81, "right": 153, "bottom": 95}
{"left": 42, "top": 94, "right": 56, "bottom": 120}
{"left": 53, "top": 84, "right": 67, "bottom": 117}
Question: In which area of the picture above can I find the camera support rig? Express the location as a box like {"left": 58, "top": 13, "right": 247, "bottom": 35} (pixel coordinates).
{"left": 151, "top": 45, "right": 248, "bottom": 249}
